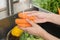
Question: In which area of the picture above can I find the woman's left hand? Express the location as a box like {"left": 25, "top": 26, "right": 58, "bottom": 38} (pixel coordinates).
{"left": 18, "top": 19, "right": 47, "bottom": 36}
{"left": 18, "top": 19, "right": 59, "bottom": 40}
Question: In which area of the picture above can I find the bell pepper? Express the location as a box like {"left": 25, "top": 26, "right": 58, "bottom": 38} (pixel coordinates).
{"left": 11, "top": 26, "right": 23, "bottom": 37}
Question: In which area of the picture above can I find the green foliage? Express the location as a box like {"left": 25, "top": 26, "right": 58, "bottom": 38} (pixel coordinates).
{"left": 32, "top": 0, "right": 60, "bottom": 14}
{"left": 19, "top": 32, "right": 44, "bottom": 40}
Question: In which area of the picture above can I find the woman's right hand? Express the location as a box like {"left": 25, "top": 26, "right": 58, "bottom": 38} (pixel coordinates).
{"left": 25, "top": 11, "right": 60, "bottom": 25}
{"left": 25, "top": 11, "right": 53, "bottom": 23}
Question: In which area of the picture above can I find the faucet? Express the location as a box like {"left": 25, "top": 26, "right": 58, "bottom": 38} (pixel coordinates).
{"left": 7, "top": 0, "right": 32, "bottom": 16}
{"left": 7, "top": 0, "right": 14, "bottom": 16}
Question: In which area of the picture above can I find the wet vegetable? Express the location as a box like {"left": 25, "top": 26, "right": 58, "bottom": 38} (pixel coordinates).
{"left": 11, "top": 26, "right": 23, "bottom": 37}
{"left": 20, "top": 32, "right": 44, "bottom": 40}
{"left": 18, "top": 13, "right": 28, "bottom": 19}
{"left": 18, "top": 23, "right": 31, "bottom": 28}
{"left": 18, "top": 13, "right": 36, "bottom": 20}
{"left": 15, "top": 19, "right": 29, "bottom": 24}
{"left": 15, "top": 13, "right": 36, "bottom": 27}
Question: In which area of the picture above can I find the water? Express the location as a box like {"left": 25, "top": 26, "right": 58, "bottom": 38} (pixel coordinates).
{"left": 20, "top": 0, "right": 31, "bottom": 12}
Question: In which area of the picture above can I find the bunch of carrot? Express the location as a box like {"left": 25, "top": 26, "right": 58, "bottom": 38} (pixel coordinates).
{"left": 15, "top": 12, "right": 36, "bottom": 28}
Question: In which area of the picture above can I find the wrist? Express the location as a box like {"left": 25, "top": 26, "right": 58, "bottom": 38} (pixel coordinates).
{"left": 48, "top": 14, "right": 59, "bottom": 23}
{"left": 49, "top": 14, "right": 60, "bottom": 25}
{"left": 39, "top": 31, "right": 59, "bottom": 40}
{"left": 37, "top": 27, "right": 59, "bottom": 40}
{"left": 38, "top": 28, "right": 48, "bottom": 38}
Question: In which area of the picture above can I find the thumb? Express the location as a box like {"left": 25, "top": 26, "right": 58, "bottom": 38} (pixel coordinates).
{"left": 18, "top": 26, "right": 27, "bottom": 31}
{"left": 35, "top": 18, "right": 47, "bottom": 23}
{"left": 18, "top": 26, "right": 31, "bottom": 32}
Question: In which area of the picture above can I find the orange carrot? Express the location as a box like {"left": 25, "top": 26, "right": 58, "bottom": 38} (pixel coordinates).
{"left": 58, "top": 8, "right": 60, "bottom": 15}
{"left": 15, "top": 12, "right": 36, "bottom": 28}
{"left": 15, "top": 19, "right": 29, "bottom": 24}
{"left": 18, "top": 13, "right": 28, "bottom": 19}
{"left": 18, "top": 23, "right": 31, "bottom": 28}
{"left": 28, "top": 16, "right": 36, "bottom": 21}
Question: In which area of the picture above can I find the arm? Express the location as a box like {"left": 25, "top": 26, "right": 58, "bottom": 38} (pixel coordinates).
{"left": 38, "top": 29, "right": 59, "bottom": 40}
{"left": 49, "top": 13, "right": 60, "bottom": 25}
{"left": 25, "top": 11, "right": 60, "bottom": 25}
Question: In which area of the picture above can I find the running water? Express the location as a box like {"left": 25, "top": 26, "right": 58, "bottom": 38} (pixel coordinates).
{"left": 21, "top": 0, "right": 25, "bottom": 14}
{"left": 20, "top": 0, "right": 31, "bottom": 14}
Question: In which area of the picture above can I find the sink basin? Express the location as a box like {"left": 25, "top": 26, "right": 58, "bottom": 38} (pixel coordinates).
{"left": 0, "top": 14, "right": 18, "bottom": 39}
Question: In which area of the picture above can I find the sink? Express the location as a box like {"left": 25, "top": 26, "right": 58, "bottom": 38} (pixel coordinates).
{"left": 0, "top": 14, "right": 18, "bottom": 39}
{"left": 0, "top": 7, "right": 60, "bottom": 40}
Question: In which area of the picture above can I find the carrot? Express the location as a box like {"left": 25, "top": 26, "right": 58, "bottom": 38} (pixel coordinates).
{"left": 15, "top": 19, "right": 29, "bottom": 24}
{"left": 15, "top": 16, "right": 36, "bottom": 24}
{"left": 15, "top": 18, "right": 32, "bottom": 27}
{"left": 58, "top": 8, "right": 60, "bottom": 15}
{"left": 18, "top": 23, "right": 31, "bottom": 28}
{"left": 15, "top": 12, "right": 36, "bottom": 28}
{"left": 18, "top": 13, "right": 28, "bottom": 19}
{"left": 28, "top": 16, "right": 36, "bottom": 21}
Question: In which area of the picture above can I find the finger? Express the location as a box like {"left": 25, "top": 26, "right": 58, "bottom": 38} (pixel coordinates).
{"left": 25, "top": 11, "right": 38, "bottom": 14}
{"left": 35, "top": 18, "right": 47, "bottom": 23}
{"left": 26, "top": 19, "right": 37, "bottom": 26}
{"left": 21, "top": 27, "right": 33, "bottom": 34}
{"left": 18, "top": 26, "right": 31, "bottom": 32}
{"left": 25, "top": 11, "right": 39, "bottom": 16}
{"left": 18, "top": 27, "right": 27, "bottom": 31}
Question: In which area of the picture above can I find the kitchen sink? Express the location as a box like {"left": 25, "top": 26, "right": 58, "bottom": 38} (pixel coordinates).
{"left": 0, "top": 7, "right": 60, "bottom": 40}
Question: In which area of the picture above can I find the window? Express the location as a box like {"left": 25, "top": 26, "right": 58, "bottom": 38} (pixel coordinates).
{"left": 0, "top": 0, "right": 6, "bottom": 12}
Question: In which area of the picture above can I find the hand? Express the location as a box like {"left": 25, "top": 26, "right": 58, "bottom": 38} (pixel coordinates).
{"left": 18, "top": 19, "right": 59, "bottom": 40}
{"left": 25, "top": 11, "right": 60, "bottom": 25}
{"left": 24, "top": 11, "right": 52, "bottom": 23}
{"left": 18, "top": 19, "right": 47, "bottom": 37}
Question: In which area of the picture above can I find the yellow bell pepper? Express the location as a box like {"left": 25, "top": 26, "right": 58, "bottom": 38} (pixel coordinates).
{"left": 11, "top": 26, "right": 23, "bottom": 37}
